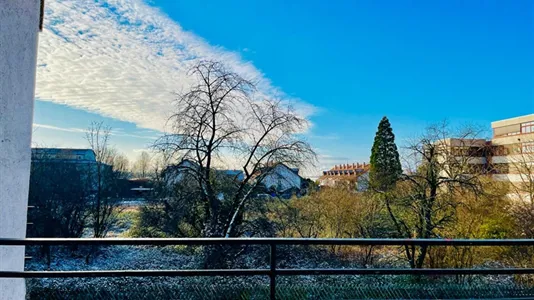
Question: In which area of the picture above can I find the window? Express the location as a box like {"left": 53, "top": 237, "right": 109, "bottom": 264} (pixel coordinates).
{"left": 492, "top": 163, "right": 509, "bottom": 174}
{"left": 492, "top": 146, "right": 509, "bottom": 156}
{"left": 521, "top": 121, "right": 534, "bottom": 134}
{"left": 522, "top": 142, "right": 534, "bottom": 154}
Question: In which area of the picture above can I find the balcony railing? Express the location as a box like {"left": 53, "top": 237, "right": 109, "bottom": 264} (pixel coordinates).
{"left": 2, "top": 238, "right": 534, "bottom": 299}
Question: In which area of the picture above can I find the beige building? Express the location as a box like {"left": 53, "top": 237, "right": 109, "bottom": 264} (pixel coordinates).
{"left": 433, "top": 138, "right": 490, "bottom": 178}
{"left": 490, "top": 114, "right": 534, "bottom": 201}
{"left": 436, "top": 114, "right": 534, "bottom": 201}
{"left": 318, "top": 163, "right": 370, "bottom": 190}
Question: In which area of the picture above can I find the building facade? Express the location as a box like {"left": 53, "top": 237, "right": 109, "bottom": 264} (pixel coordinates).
{"left": 433, "top": 138, "right": 490, "bottom": 178}
{"left": 259, "top": 164, "right": 302, "bottom": 193}
{"left": 318, "top": 163, "right": 370, "bottom": 190}
{"left": 490, "top": 114, "right": 534, "bottom": 201}
{"left": 434, "top": 114, "right": 534, "bottom": 201}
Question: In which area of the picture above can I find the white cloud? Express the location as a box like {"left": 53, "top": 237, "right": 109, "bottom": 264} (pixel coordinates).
{"left": 37, "top": 0, "right": 316, "bottom": 133}
{"left": 33, "top": 123, "right": 86, "bottom": 133}
{"left": 32, "top": 123, "right": 156, "bottom": 140}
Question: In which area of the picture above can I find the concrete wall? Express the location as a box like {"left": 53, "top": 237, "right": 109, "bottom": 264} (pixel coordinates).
{"left": 493, "top": 174, "right": 534, "bottom": 183}
{"left": 492, "top": 132, "right": 534, "bottom": 146}
{"left": 0, "top": 1, "right": 40, "bottom": 299}
{"left": 492, "top": 154, "right": 534, "bottom": 164}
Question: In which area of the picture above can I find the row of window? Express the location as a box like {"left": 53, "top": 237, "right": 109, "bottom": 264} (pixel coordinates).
{"left": 501, "top": 131, "right": 521, "bottom": 137}
{"left": 460, "top": 142, "right": 534, "bottom": 156}
{"left": 323, "top": 170, "right": 366, "bottom": 176}
{"left": 495, "top": 121, "right": 534, "bottom": 137}
{"left": 521, "top": 121, "right": 534, "bottom": 134}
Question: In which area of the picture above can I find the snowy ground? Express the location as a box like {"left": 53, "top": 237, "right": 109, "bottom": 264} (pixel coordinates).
{"left": 25, "top": 244, "right": 526, "bottom": 299}
{"left": 23, "top": 211, "right": 532, "bottom": 299}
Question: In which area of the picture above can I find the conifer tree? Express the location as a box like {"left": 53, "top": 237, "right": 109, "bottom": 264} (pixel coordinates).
{"left": 369, "top": 116, "right": 402, "bottom": 191}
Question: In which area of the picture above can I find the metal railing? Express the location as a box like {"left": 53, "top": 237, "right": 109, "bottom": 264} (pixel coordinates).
{"left": 2, "top": 238, "right": 534, "bottom": 299}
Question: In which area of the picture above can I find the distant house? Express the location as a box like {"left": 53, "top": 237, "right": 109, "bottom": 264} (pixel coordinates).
{"left": 162, "top": 159, "right": 200, "bottom": 187}
{"left": 318, "top": 163, "right": 370, "bottom": 191}
{"left": 162, "top": 160, "right": 304, "bottom": 198}
{"left": 257, "top": 164, "right": 303, "bottom": 194}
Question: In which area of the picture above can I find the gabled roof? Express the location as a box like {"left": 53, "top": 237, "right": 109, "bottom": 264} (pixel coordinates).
{"left": 251, "top": 163, "right": 303, "bottom": 182}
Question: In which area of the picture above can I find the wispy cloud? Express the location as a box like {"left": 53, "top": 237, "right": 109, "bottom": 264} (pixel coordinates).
{"left": 308, "top": 134, "right": 341, "bottom": 141}
{"left": 36, "top": 0, "right": 316, "bottom": 132}
{"left": 33, "top": 123, "right": 86, "bottom": 133}
{"left": 33, "top": 123, "right": 156, "bottom": 140}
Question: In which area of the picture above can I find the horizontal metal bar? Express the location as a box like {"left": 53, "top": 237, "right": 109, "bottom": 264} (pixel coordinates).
{"left": 4, "top": 268, "right": 534, "bottom": 278}
{"left": 277, "top": 268, "right": 534, "bottom": 276}
{"left": 3, "top": 238, "right": 534, "bottom": 246}
{"left": 0, "top": 269, "right": 270, "bottom": 278}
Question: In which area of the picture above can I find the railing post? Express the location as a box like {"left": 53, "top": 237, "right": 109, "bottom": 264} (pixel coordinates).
{"left": 269, "top": 243, "right": 276, "bottom": 300}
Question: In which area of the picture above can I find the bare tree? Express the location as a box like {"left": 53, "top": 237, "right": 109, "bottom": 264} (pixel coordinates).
{"left": 85, "top": 121, "right": 121, "bottom": 238}
{"left": 386, "top": 123, "right": 487, "bottom": 268}
{"left": 102, "top": 148, "right": 130, "bottom": 179}
{"left": 155, "top": 61, "right": 315, "bottom": 239}
{"left": 133, "top": 151, "right": 152, "bottom": 178}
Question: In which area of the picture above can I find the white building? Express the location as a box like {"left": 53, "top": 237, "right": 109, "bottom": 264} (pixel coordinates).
{"left": 163, "top": 160, "right": 303, "bottom": 195}
{"left": 259, "top": 164, "right": 302, "bottom": 193}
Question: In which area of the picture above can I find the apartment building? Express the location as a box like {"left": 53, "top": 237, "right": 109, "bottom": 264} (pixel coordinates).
{"left": 490, "top": 114, "right": 534, "bottom": 201}
{"left": 435, "top": 114, "right": 534, "bottom": 201}
{"left": 433, "top": 138, "right": 490, "bottom": 178}
{"left": 490, "top": 114, "right": 534, "bottom": 178}
{"left": 318, "top": 163, "right": 370, "bottom": 190}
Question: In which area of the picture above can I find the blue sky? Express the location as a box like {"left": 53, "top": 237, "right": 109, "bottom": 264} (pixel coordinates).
{"left": 34, "top": 0, "right": 533, "bottom": 174}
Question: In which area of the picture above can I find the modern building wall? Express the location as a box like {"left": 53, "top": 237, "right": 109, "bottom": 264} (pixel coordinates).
{"left": 0, "top": 1, "right": 40, "bottom": 299}
{"left": 490, "top": 115, "right": 534, "bottom": 189}
{"left": 491, "top": 114, "right": 534, "bottom": 132}
{"left": 423, "top": 115, "right": 533, "bottom": 201}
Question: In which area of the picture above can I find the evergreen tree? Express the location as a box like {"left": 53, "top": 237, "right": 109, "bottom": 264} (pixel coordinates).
{"left": 369, "top": 116, "right": 402, "bottom": 191}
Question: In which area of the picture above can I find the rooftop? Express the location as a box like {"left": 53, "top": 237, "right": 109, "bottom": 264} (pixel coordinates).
{"left": 491, "top": 114, "right": 534, "bottom": 128}
{"left": 321, "top": 163, "right": 370, "bottom": 177}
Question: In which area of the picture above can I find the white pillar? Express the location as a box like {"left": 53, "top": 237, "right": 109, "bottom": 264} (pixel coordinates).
{"left": 0, "top": 1, "right": 40, "bottom": 299}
